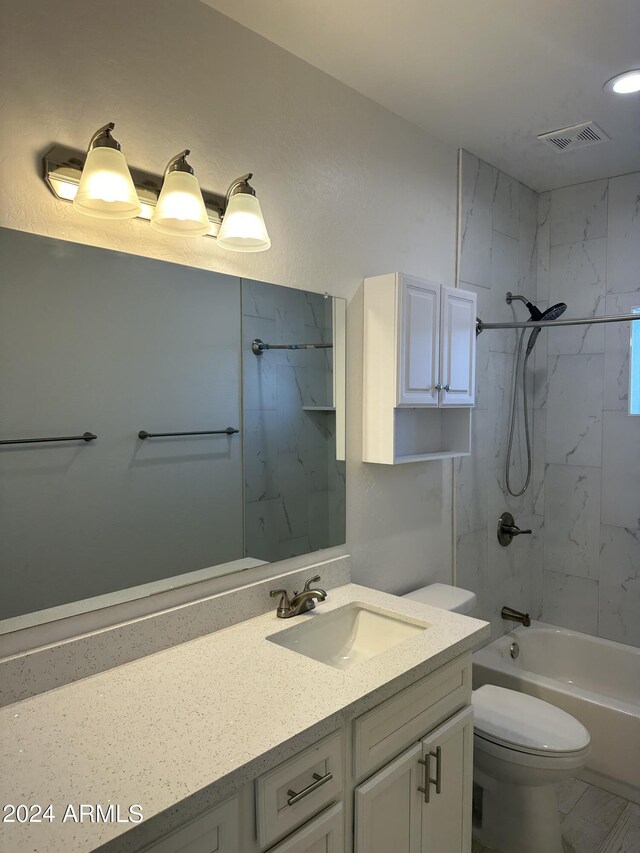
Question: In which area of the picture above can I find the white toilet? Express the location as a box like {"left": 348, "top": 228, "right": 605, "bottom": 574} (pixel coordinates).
{"left": 402, "top": 583, "right": 591, "bottom": 853}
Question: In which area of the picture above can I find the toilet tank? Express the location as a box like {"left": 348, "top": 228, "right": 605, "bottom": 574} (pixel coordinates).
{"left": 402, "top": 582, "right": 476, "bottom": 614}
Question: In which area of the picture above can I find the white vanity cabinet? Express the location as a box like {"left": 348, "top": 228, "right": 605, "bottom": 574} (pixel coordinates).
{"left": 138, "top": 793, "right": 240, "bottom": 853}
{"left": 419, "top": 707, "right": 474, "bottom": 852}
{"left": 363, "top": 273, "right": 476, "bottom": 463}
{"left": 267, "top": 803, "right": 344, "bottom": 853}
{"left": 354, "top": 707, "right": 473, "bottom": 853}
{"left": 255, "top": 730, "right": 344, "bottom": 849}
{"left": 134, "top": 655, "right": 473, "bottom": 853}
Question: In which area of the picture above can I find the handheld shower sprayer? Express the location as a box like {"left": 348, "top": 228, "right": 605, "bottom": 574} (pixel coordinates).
{"left": 504, "top": 293, "right": 568, "bottom": 496}
{"left": 525, "top": 301, "right": 568, "bottom": 355}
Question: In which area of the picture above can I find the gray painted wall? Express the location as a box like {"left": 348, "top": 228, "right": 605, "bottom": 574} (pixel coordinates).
{"left": 0, "top": 229, "right": 243, "bottom": 619}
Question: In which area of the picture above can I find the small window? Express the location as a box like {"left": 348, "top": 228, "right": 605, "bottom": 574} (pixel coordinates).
{"left": 630, "top": 307, "right": 640, "bottom": 415}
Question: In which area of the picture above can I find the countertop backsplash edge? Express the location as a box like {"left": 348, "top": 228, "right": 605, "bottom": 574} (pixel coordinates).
{"left": 0, "top": 555, "right": 351, "bottom": 705}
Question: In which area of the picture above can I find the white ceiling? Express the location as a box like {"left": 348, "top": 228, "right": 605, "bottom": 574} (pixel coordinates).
{"left": 201, "top": 0, "right": 640, "bottom": 190}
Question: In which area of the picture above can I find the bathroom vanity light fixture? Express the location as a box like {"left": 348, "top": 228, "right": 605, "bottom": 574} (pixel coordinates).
{"left": 604, "top": 69, "right": 640, "bottom": 94}
{"left": 73, "top": 123, "right": 141, "bottom": 219}
{"left": 216, "top": 174, "right": 271, "bottom": 252}
{"left": 43, "top": 124, "right": 271, "bottom": 250}
{"left": 150, "top": 150, "right": 210, "bottom": 236}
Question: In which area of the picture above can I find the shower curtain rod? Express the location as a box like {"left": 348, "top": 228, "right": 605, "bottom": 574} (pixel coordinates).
{"left": 476, "top": 312, "right": 639, "bottom": 334}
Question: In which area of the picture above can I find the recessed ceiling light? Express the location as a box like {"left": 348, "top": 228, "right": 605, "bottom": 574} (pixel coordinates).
{"left": 604, "top": 69, "right": 640, "bottom": 94}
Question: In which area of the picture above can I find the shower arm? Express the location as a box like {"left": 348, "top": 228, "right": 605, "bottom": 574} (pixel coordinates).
{"left": 476, "top": 313, "right": 639, "bottom": 335}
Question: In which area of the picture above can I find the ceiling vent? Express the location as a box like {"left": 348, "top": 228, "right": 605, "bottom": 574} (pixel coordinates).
{"left": 537, "top": 121, "right": 610, "bottom": 153}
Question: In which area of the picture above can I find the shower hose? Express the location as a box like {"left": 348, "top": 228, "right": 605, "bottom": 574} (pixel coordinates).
{"left": 505, "top": 329, "right": 534, "bottom": 497}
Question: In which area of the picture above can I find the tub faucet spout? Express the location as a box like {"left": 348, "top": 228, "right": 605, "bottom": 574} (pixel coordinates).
{"left": 501, "top": 606, "right": 531, "bottom": 627}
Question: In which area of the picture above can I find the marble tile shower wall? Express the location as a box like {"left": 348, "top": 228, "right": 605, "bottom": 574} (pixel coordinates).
{"left": 536, "top": 171, "right": 640, "bottom": 647}
{"left": 243, "top": 282, "right": 346, "bottom": 562}
{"left": 457, "top": 155, "right": 639, "bottom": 647}
{"left": 456, "top": 150, "right": 544, "bottom": 639}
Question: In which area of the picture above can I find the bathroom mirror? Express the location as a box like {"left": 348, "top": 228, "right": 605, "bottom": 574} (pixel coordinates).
{"left": 0, "top": 228, "right": 346, "bottom": 628}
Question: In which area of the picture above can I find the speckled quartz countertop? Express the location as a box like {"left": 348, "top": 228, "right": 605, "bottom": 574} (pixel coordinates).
{"left": 0, "top": 583, "right": 489, "bottom": 853}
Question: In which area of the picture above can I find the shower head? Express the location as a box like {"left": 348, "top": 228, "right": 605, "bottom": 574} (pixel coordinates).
{"left": 506, "top": 293, "right": 569, "bottom": 355}
{"left": 525, "top": 301, "right": 568, "bottom": 355}
{"left": 540, "top": 302, "right": 567, "bottom": 322}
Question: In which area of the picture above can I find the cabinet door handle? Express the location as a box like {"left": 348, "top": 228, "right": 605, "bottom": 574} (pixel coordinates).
{"left": 435, "top": 383, "right": 443, "bottom": 391}
{"left": 417, "top": 746, "right": 442, "bottom": 803}
{"left": 433, "top": 745, "right": 442, "bottom": 794}
{"left": 287, "top": 771, "right": 333, "bottom": 806}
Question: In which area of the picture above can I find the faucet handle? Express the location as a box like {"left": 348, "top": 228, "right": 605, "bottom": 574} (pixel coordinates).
{"left": 270, "top": 588, "right": 292, "bottom": 617}
{"left": 303, "top": 574, "right": 321, "bottom": 592}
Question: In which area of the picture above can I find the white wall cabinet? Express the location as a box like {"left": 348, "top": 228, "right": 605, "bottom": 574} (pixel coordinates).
{"left": 439, "top": 286, "right": 477, "bottom": 408}
{"left": 363, "top": 273, "right": 476, "bottom": 463}
{"left": 354, "top": 707, "right": 474, "bottom": 853}
{"left": 398, "top": 276, "right": 441, "bottom": 407}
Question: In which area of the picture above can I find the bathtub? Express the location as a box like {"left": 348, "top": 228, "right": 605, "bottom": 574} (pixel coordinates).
{"left": 473, "top": 621, "right": 640, "bottom": 804}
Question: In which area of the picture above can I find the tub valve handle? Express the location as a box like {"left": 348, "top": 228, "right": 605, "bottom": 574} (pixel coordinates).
{"left": 497, "top": 511, "right": 531, "bottom": 546}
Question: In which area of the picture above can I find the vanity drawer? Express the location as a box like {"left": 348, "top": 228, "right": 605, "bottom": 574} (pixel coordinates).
{"left": 353, "top": 654, "right": 471, "bottom": 780}
{"left": 138, "top": 793, "right": 239, "bottom": 853}
{"left": 255, "top": 730, "right": 344, "bottom": 849}
{"left": 267, "top": 803, "right": 344, "bottom": 853}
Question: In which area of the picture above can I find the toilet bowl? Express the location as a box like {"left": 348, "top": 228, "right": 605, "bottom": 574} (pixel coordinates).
{"left": 472, "top": 685, "right": 590, "bottom": 853}
{"left": 402, "top": 584, "right": 591, "bottom": 853}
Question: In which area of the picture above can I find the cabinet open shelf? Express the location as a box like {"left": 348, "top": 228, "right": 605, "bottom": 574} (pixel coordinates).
{"left": 392, "top": 407, "right": 471, "bottom": 462}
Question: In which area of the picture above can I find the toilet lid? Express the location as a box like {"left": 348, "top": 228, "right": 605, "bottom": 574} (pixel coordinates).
{"left": 403, "top": 583, "right": 477, "bottom": 614}
{"left": 472, "top": 685, "right": 590, "bottom": 755}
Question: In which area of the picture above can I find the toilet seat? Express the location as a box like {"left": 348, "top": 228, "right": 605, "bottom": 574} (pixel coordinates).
{"left": 472, "top": 685, "right": 590, "bottom": 757}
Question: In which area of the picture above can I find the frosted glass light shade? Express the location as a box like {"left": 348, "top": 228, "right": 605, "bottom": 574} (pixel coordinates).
{"left": 217, "top": 192, "right": 271, "bottom": 252}
{"left": 73, "top": 147, "right": 141, "bottom": 219}
{"left": 150, "top": 170, "right": 210, "bottom": 236}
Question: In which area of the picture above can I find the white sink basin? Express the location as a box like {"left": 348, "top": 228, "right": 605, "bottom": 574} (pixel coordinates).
{"left": 267, "top": 602, "right": 430, "bottom": 670}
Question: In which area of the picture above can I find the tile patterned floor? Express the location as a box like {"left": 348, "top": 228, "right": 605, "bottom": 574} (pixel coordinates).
{"left": 472, "top": 778, "right": 640, "bottom": 853}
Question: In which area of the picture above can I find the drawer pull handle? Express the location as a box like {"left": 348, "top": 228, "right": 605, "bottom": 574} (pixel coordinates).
{"left": 287, "top": 771, "right": 333, "bottom": 806}
{"left": 417, "top": 747, "right": 442, "bottom": 803}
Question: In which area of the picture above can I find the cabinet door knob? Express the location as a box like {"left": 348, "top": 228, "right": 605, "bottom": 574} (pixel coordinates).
{"left": 435, "top": 383, "right": 443, "bottom": 391}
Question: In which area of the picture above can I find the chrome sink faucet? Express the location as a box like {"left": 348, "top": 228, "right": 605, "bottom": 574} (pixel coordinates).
{"left": 270, "top": 575, "right": 327, "bottom": 618}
